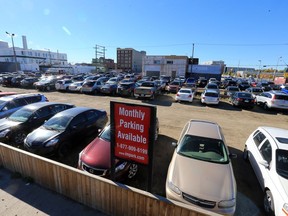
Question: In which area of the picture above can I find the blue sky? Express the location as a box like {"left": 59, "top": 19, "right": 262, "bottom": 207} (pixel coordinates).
{"left": 1, "top": 0, "right": 288, "bottom": 70}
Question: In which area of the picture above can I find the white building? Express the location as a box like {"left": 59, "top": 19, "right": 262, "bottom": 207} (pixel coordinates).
{"left": 0, "top": 35, "right": 68, "bottom": 72}
{"left": 142, "top": 55, "right": 187, "bottom": 78}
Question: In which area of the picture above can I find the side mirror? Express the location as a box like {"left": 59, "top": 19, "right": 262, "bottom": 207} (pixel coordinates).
{"left": 259, "top": 160, "right": 269, "bottom": 168}
{"left": 172, "top": 142, "right": 177, "bottom": 147}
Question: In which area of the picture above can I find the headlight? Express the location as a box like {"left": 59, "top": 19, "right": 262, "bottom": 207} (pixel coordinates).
{"left": 168, "top": 180, "right": 181, "bottom": 195}
{"left": 0, "top": 129, "right": 10, "bottom": 138}
{"left": 218, "top": 198, "right": 236, "bottom": 208}
{"left": 115, "top": 162, "right": 127, "bottom": 173}
{"left": 45, "top": 138, "right": 59, "bottom": 147}
{"left": 283, "top": 203, "right": 288, "bottom": 214}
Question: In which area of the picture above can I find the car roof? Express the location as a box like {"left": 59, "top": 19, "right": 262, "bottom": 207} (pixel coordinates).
{"left": 260, "top": 126, "right": 288, "bottom": 150}
{"left": 204, "top": 89, "right": 219, "bottom": 93}
{"left": 22, "top": 102, "right": 73, "bottom": 110}
{"left": 52, "top": 107, "right": 99, "bottom": 117}
{"left": 186, "top": 119, "right": 222, "bottom": 140}
{"left": 0, "top": 93, "right": 44, "bottom": 102}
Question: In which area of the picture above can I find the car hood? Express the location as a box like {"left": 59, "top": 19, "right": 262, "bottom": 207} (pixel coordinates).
{"left": 0, "top": 119, "right": 22, "bottom": 131}
{"left": 170, "top": 153, "right": 236, "bottom": 201}
{"left": 80, "top": 137, "right": 111, "bottom": 168}
{"left": 26, "top": 127, "right": 61, "bottom": 145}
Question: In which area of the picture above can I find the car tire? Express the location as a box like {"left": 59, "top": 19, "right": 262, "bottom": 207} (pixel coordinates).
{"left": 58, "top": 142, "right": 69, "bottom": 157}
{"left": 12, "top": 131, "right": 27, "bottom": 145}
{"left": 263, "top": 103, "right": 269, "bottom": 110}
{"left": 264, "top": 190, "right": 274, "bottom": 216}
{"left": 127, "top": 164, "right": 138, "bottom": 179}
{"left": 46, "top": 86, "right": 51, "bottom": 91}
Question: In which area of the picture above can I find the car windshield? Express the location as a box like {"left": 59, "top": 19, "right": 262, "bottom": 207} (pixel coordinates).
{"left": 179, "top": 89, "right": 191, "bottom": 94}
{"left": 43, "top": 115, "right": 72, "bottom": 131}
{"left": 205, "top": 92, "right": 218, "bottom": 97}
{"left": 8, "top": 108, "right": 34, "bottom": 122}
{"left": 142, "top": 82, "right": 154, "bottom": 87}
{"left": 276, "top": 149, "right": 288, "bottom": 179}
{"left": 238, "top": 93, "right": 253, "bottom": 98}
{"left": 176, "top": 135, "right": 229, "bottom": 164}
{"left": 100, "top": 125, "right": 110, "bottom": 141}
{"left": 228, "top": 87, "right": 239, "bottom": 91}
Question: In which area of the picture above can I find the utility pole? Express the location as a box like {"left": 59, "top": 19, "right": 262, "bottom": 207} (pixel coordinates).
{"left": 6, "top": 31, "right": 18, "bottom": 72}
{"left": 190, "top": 43, "right": 195, "bottom": 77}
{"left": 94, "top": 45, "right": 106, "bottom": 72}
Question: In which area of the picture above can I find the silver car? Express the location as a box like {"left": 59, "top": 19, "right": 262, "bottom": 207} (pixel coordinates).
{"left": 255, "top": 91, "right": 288, "bottom": 110}
{"left": 166, "top": 119, "right": 237, "bottom": 215}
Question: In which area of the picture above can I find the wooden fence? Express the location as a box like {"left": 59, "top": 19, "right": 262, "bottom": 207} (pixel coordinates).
{"left": 0, "top": 143, "right": 220, "bottom": 216}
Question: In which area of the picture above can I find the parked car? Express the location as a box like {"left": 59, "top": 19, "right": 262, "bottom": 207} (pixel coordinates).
{"left": 154, "top": 79, "right": 166, "bottom": 92}
{"left": 11, "top": 76, "right": 25, "bottom": 87}
{"left": 204, "top": 83, "right": 220, "bottom": 93}
{"left": 100, "top": 77, "right": 121, "bottom": 96}
{"left": 0, "top": 93, "right": 48, "bottom": 119}
{"left": 134, "top": 81, "right": 160, "bottom": 100}
{"left": 257, "top": 81, "right": 272, "bottom": 92}
{"left": 34, "top": 76, "right": 58, "bottom": 91}
{"left": 229, "top": 92, "right": 255, "bottom": 109}
{"left": 196, "top": 77, "right": 208, "bottom": 88}
{"left": 78, "top": 120, "right": 159, "bottom": 179}
{"left": 184, "top": 77, "right": 196, "bottom": 88}
{"left": 175, "top": 88, "right": 195, "bottom": 103}
{"left": 243, "top": 126, "right": 288, "bottom": 216}
{"left": 200, "top": 89, "right": 220, "bottom": 105}
{"left": 237, "top": 80, "right": 251, "bottom": 91}
{"left": 55, "top": 79, "right": 73, "bottom": 91}
{"left": 0, "top": 102, "right": 74, "bottom": 145}
{"left": 224, "top": 86, "right": 240, "bottom": 97}
{"left": 20, "top": 77, "right": 39, "bottom": 88}
{"left": 222, "top": 79, "right": 237, "bottom": 89}
{"left": 68, "top": 81, "right": 84, "bottom": 93}
{"left": 167, "top": 80, "right": 183, "bottom": 93}
{"left": 245, "top": 87, "right": 264, "bottom": 98}
{"left": 2, "top": 75, "right": 14, "bottom": 87}
{"left": 81, "top": 80, "right": 104, "bottom": 94}
{"left": 166, "top": 119, "right": 237, "bottom": 215}
{"left": 24, "top": 107, "right": 108, "bottom": 156}
{"left": 116, "top": 82, "right": 136, "bottom": 97}
{"left": 255, "top": 91, "right": 288, "bottom": 110}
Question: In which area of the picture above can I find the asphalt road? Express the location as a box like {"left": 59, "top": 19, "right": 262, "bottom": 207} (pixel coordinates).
{"left": 1, "top": 86, "right": 288, "bottom": 216}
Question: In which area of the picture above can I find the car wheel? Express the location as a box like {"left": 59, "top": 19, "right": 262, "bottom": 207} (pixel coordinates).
{"left": 58, "top": 142, "right": 69, "bottom": 157}
{"left": 46, "top": 86, "right": 51, "bottom": 91}
{"left": 264, "top": 190, "right": 274, "bottom": 216}
{"left": 127, "top": 164, "right": 138, "bottom": 179}
{"left": 12, "top": 131, "right": 27, "bottom": 145}
{"left": 264, "top": 103, "right": 269, "bottom": 110}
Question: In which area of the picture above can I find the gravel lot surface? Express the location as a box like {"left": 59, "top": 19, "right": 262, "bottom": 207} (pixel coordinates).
{"left": 1, "top": 86, "right": 288, "bottom": 216}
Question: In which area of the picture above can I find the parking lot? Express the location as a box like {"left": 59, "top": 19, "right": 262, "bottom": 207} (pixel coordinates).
{"left": 1, "top": 86, "right": 288, "bottom": 216}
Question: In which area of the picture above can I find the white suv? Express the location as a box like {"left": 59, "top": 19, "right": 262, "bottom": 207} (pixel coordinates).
{"left": 243, "top": 126, "right": 288, "bottom": 216}
{"left": 255, "top": 91, "right": 288, "bottom": 110}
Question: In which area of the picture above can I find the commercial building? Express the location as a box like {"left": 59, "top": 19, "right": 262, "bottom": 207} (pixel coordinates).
{"left": 0, "top": 35, "right": 68, "bottom": 73}
{"left": 142, "top": 55, "right": 188, "bottom": 78}
{"left": 117, "top": 48, "right": 146, "bottom": 73}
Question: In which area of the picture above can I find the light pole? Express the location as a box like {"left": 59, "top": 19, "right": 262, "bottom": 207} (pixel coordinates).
{"left": 273, "top": 56, "right": 282, "bottom": 81}
{"left": 6, "top": 31, "right": 18, "bottom": 72}
{"left": 258, "top": 60, "right": 262, "bottom": 79}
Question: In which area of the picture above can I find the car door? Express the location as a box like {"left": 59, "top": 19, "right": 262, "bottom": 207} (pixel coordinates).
{"left": 0, "top": 98, "right": 28, "bottom": 118}
{"left": 27, "top": 106, "right": 53, "bottom": 131}
{"left": 67, "top": 113, "right": 88, "bottom": 142}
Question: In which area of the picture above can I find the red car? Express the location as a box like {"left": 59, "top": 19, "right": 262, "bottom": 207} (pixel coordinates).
{"left": 78, "top": 124, "right": 138, "bottom": 180}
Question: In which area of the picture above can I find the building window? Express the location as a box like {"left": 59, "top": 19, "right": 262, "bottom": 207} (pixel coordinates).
{"left": 167, "top": 60, "right": 173, "bottom": 64}
{"left": 154, "top": 60, "right": 161, "bottom": 64}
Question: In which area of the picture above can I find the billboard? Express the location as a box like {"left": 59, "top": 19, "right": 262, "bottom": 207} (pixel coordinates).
{"left": 111, "top": 102, "right": 156, "bottom": 165}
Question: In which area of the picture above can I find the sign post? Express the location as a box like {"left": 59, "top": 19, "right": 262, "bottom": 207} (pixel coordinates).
{"left": 110, "top": 101, "right": 156, "bottom": 192}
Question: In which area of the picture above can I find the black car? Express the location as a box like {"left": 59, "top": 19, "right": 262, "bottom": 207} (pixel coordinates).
{"left": 100, "top": 82, "right": 118, "bottom": 96}
{"left": 196, "top": 77, "right": 208, "bottom": 88}
{"left": 20, "top": 77, "right": 39, "bottom": 88}
{"left": 229, "top": 92, "right": 255, "bottom": 109}
{"left": 24, "top": 107, "right": 108, "bottom": 156}
{"left": 2, "top": 75, "right": 14, "bottom": 87}
{"left": 117, "top": 82, "right": 136, "bottom": 97}
{"left": 0, "top": 102, "right": 74, "bottom": 145}
{"left": 237, "top": 80, "right": 250, "bottom": 91}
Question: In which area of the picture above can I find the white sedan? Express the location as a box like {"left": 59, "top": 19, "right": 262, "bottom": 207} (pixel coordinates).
{"left": 175, "top": 88, "right": 195, "bottom": 103}
{"left": 243, "top": 126, "right": 288, "bottom": 216}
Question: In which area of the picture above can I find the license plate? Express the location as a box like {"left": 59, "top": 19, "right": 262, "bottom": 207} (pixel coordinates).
{"left": 245, "top": 100, "right": 249, "bottom": 102}
{"left": 140, "top": 94, "right": 144, "bottom": 97}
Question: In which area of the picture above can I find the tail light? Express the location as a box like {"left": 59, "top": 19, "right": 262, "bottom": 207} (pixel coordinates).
{"left": 237, "top": 98, "right": 243, "bottom": 101}
{"left": 271, "top": 95, "right": 276, "bottom": 103}
{"left": 176, "top": 93, "right": 180, "bottom": 96}
{"left": 188, "top": 94, "right": 192, "bottom": 98}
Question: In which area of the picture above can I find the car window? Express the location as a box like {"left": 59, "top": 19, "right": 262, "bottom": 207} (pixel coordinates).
{"left": 276, "top": 149, "right": 288, "bottom": 179}
{"left": 2, "top": 101, "right": 17, "bottom": 111}
{"left": 35, "top": 106, "right": 52, "bottom": 118}
{"left": 14, "top": 98, "right": 28, "bottom": 107}
{"left": 253, "top": 131, "right": 266, "bottom": 147}
{"left": 51, "top": 104, "right": 70, "bottom": 114}
{"left": 259, "top": 139, "right": 272, "bottom": 163}
{"left": 85, "top": 110, "right": 99, "bottom": 122}
{"left": 25, "top": 95, "right": 42, "bottom": 103}
{"left": 70, "top": 114, "right": 86, "bottom": 128}
{"left": 177, "top": 135, "right": 228, "bottom": 164}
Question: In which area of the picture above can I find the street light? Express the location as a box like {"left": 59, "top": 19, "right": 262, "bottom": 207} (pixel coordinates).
{"left": 273, "top": 56, "right": 282, "bottom": 81}
{"left": 6, "top": 31, "right": 18, "bottom": 72}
